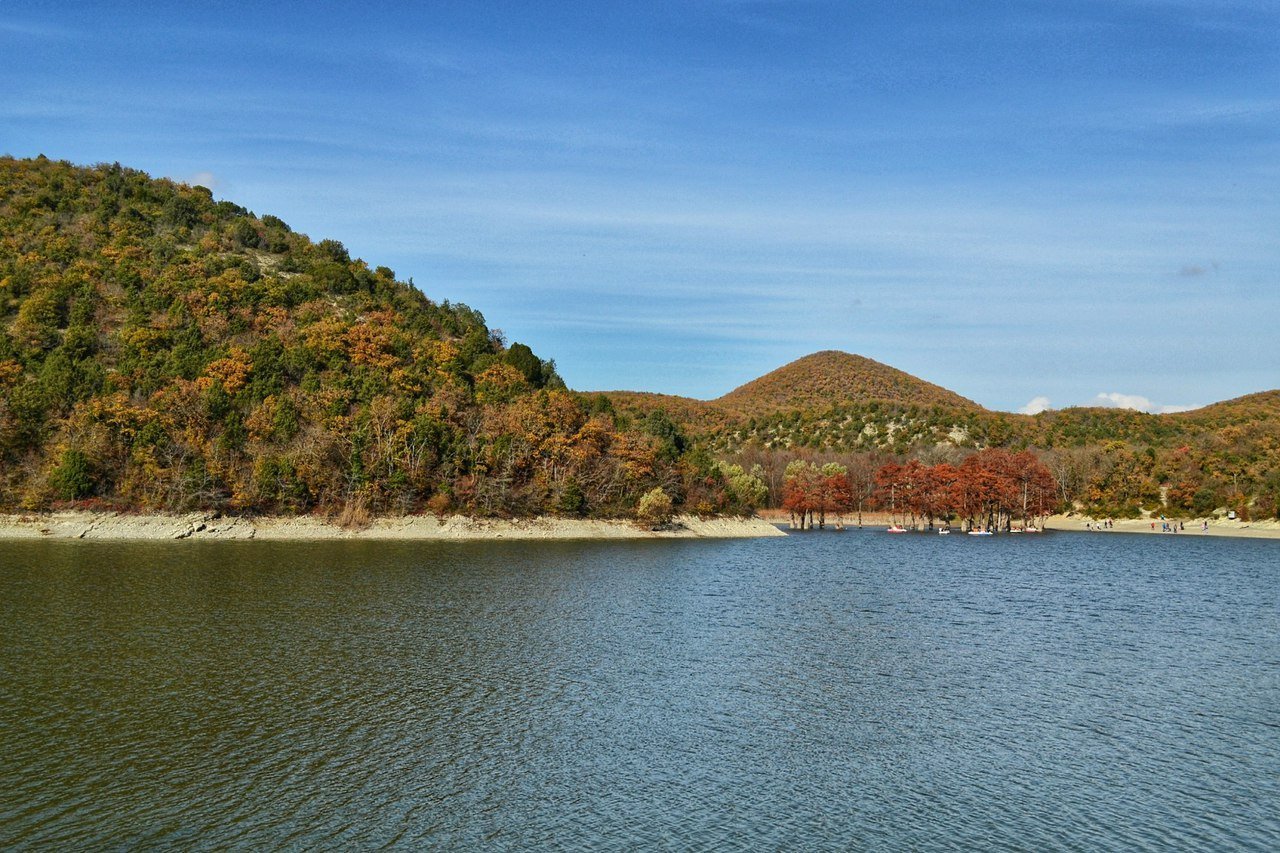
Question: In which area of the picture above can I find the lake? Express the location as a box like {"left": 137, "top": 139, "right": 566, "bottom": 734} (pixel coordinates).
{"left": 1, "top": 530, "right": 1277, "bottom": 850}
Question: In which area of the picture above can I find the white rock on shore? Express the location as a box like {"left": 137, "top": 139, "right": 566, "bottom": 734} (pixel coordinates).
{"left": 0, "top": 511, "right": 787, "bottom": 541}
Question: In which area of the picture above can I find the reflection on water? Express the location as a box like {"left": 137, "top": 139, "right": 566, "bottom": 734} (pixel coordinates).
{"left": 1, "top": 533, "right": 1277, "bottom": 849}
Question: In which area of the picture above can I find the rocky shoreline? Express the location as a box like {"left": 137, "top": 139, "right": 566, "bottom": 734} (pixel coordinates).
{"left": 0, "top": 511, "right": 786, "bottom": 541}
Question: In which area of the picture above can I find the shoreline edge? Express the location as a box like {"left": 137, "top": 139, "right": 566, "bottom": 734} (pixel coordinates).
{"left": 0, "top": 511, "right": 787, "bottom": 542}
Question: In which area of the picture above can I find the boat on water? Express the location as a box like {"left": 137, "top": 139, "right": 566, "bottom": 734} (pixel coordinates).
{"left": 967, "top": 529, "right": 994, "bottom": 536}
{"left": 887, "top": 525, "right": 908, "bottom": 534}
{"left": 938, "top": 528, "right": 950, "bottom": 535}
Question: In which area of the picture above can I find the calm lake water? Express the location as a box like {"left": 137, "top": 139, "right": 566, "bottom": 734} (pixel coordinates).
{"left": 1, "top": 530, "right": 1277, "bottom": 850}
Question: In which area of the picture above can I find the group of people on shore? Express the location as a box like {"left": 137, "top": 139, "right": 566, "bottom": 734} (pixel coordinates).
{"left": 1150, "top": 516, "right": 1211, "bottom": 533}
{"left": 1085, "top": 516, "right": 1213, "bottom": 533}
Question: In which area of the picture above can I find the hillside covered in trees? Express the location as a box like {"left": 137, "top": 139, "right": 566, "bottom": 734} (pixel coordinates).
{"left": 4, "top": 157, "right": 1276, "bottom": 524}
{"left": 0, "top": 156, "right": 764, "bottom": 520}
{"left": 595, "top": 356, "right": 1280, "bottom": 521}
{"left": 713, "top": 393, "right": 1280, "bottom": 519}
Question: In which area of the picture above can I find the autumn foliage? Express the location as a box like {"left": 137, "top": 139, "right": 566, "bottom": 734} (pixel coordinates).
{"left": 781, "top": 460, "right": 859, "bottom": 529}
{"left": 873, "top": 450, "right": 1057, "bottom": 530}
{"left": 783, "top": 449, "right": 1057, "bottom": 531}
{"left": 0, "top": 157, "right": 769, "bottom": 521}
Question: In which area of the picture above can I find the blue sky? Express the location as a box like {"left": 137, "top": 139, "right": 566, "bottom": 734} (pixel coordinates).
{"left": 2, "top": 1, "right": 1277, "bottom": 412}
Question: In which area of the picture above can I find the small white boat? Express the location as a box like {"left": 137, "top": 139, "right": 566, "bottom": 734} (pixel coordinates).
{"left": 887, "top": 525, "right": 908, "bottom": 534}
{"left": 967, "top": 529, "right": 993, "bottom": 536}
{"left": 938, "top": 528, "right": 950, "bottom": 535}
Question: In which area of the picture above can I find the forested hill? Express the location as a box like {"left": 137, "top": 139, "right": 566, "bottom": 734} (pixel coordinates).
{"left": 589, "top": 350, "right": 980, "bottom": 430}
{"left": 590, "top": 357, "right": 1280, "bottom": 520}
{"left": 715, "top": 350, "right": 980, "bottom": 416}
{"left": 0, "top": 156, "right": 760, "bottom": 519}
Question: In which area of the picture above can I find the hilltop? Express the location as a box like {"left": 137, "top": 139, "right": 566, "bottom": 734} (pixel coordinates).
{"left": 714, "top": 350, "right": 980, "bottom": 417}
{"left": 592, "top": 350, "right": 978, "bottom": 428}
{"left": 1171, "top": 390, "right": 1280, "bottom": 425}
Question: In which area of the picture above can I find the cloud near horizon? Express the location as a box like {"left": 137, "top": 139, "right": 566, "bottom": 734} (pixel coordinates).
{"left": 1018, "top": 396, "right": 1053, "bottom": 415}
{"left": 184, "top": 171, "right": 220, "bottom": 191}
{"left": 1092, "top": 392, "right": 1196, "bottom": 414}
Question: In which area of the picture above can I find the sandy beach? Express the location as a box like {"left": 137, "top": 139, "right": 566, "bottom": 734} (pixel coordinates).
{"left": 1042, "top": 514, "right": 1280, "bottom": 540}
{"left": 756, "top": 509, "right": 1280, "bottom": 541}
{"left": 3, "top": 509, "right": 1273, "bottom": 542}
{"left": 0, "top": 511, "right": 786, "bottom": 541}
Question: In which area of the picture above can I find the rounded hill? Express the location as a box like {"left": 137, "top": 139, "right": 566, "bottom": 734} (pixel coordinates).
{"left": 714, "top": 350, "right": 981, "bottom": 417}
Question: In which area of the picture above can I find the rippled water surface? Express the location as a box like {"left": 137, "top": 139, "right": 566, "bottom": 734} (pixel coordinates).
{"left": 1, "top": 530, "right": 1278, "bottom": 849}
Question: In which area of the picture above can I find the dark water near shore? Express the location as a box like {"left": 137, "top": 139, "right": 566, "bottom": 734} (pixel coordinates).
{"left": 1, "top": 531, "right": 1277, "bottom": 850}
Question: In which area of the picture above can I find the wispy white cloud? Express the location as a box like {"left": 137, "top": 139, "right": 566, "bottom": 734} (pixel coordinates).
{"left": 1115, "top": 0, "right": 1277, "bottom": 15}
{"left": 0, "top": 20, "right": 81, "bottom": 39}
{"left": 1143, "top": 98, "right": 1280, "bottom": 129}
{"left": 434, "top": 116, "right": 659, "bottom": 154}
{"left": 701, "top": 0, "right": 818, "bottom": 36}
{"left": 519, "top": 309, "right": 788, "bottom": 342}
{"left": 1019, "top": 396, "right": 1053, "bottom": 415}
{"left": 1092, "top": 392, "right": 1196, "bottom": 414}
{"left": 379, "top": 46, "right": 476, "bottom": 74}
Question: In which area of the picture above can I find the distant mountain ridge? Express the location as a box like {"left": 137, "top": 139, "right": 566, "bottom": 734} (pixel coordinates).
{"left": 598, "top": 351, "right": 1276, "bottom": 425}
{"left": 591, "top": 352, "right": 1280, "bottom": 503}
{"left": 588, "top": 353, "right": 1280, "bottom": 519}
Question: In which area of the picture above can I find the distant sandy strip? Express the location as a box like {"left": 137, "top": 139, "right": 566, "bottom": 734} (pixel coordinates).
{"left": 0, "top": 511, "right": 786, "bottom": 541}
{"left": 757, "top": 509, "right": 1280, "bottom": 541}
{"left": 4, "top": 510, "right": 1273, "bottom": 542}
{"left": 1042, "top": 514, "right": 1280, "bottom": 540}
